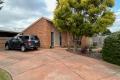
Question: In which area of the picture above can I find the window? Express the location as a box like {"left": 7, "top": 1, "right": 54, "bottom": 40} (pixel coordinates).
{"left": 31, "top": 36, "right": 39, "bottom": 40}
{"left": 19, "top": 36, "right": 29, "bottom": 41}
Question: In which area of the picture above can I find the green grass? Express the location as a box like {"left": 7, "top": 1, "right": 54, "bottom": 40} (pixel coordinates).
{"left": 0, "top": 69, "right": 12, "bottom": 80}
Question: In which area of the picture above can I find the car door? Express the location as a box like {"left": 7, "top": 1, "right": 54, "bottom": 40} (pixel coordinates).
{"left": 10, "top": 36, "right": 20, "bottom": 49}
{"left": 14, "top": 36, "right": 22, "bottom": 49}
{"left": 9, "top": 37, "right": 17, "bottom": 49}
{"left": 8, "top": 38, "right": 15, "bottom": 49}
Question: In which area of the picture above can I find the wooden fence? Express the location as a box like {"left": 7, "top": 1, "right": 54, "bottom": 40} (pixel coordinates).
{"left": 0, "top": 37, "right": 11, "bottom": 49}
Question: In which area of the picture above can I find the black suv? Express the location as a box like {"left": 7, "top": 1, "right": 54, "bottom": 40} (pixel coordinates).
{"left": 5, "top": 35, "right": 40, "bottom": 52}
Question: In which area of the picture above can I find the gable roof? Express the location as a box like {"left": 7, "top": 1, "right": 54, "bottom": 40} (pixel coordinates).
{"left": 22, "top": 17, "right": 53, "bottom": 33}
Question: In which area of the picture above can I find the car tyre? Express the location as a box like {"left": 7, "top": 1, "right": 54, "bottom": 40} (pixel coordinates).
{"left": 21, "top": 45, "right": 26, "bottom": 52}
{"left": 34, "top": 47, "right": 38, "bottom": 50}
{"left": 5, "top": 44, "right": 10, "bottom": 50}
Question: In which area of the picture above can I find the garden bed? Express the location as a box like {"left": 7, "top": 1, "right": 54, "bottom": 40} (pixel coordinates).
{"left": 67, "top": 48, "right": 102, "bottom": 60}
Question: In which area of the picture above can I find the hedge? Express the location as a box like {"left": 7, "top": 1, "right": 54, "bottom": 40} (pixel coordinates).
{"left": 102, "top": 32, "right": 120, "bottom": 66}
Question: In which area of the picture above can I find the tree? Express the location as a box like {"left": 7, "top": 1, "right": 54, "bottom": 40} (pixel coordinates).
{"left": 0, "top": 0, "right": 3, "bottom": 10}
{"left": 102, "top": 29, "right": 111, "bottom": 35}
{"left": 53, "top": 0, "right": 84, "bottom": 51}
{"left": 53, "top": 0, "right": 115, "bottom": 52}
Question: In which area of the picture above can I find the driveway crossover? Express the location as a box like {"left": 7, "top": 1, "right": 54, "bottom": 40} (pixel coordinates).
{"left": 0, "top": 48, "right": 120, "bottom": 80}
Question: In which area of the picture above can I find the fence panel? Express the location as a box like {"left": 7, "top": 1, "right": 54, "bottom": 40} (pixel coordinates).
{"left": 0, "top": 37, "right": 11, "bottom": 49}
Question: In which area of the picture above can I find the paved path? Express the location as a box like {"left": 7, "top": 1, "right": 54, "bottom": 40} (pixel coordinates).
{"left": 0, "top": 48, "right": 120, "bottom": 80}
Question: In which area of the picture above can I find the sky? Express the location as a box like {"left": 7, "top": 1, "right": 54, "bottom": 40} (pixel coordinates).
{"left": 0, "top": 0, "right": 120, "bottom": 32}
{"left": 109, "top": 0, "right": 120, "bottom": 32}
{"left": 0, "top": 0, "right": 57, "bottom": 32}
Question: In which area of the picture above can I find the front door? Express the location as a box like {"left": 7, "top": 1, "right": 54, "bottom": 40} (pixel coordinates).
{"left": 59, "top": 32, "right": 62, "bottom": 46}
{"left": 51, "top": 32, "right": 54, "bottom": 48}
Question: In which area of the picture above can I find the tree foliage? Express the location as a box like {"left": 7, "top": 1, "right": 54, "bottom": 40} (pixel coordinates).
{"left": 102, "top": 29, "right": 111, "bottom": 35}
{"left": 53, "top": 0, "right": 115, "bottom": 37}
{"left": 0, "top": 0, "right": 3, "bottom": 10}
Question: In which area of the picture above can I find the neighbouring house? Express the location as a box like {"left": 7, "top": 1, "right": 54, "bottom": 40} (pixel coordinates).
{"left": 92, "top": 35, "right": 107, "bottom": 47}
{"left": 22, "top": 17, "right": 72, "bottom": 48}
{"left": 0, "top": 30, "right": 18, "bottom": 48}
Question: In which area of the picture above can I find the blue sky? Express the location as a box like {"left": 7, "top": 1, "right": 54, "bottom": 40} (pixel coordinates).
{"left": 113, "top": 0, "right": 120, "bottom": 12}
{"left": 109, "top": 0, "right": 120, "bottom": 32}
{"left": 0, "top": 0, "right": 119, "bottom": 32}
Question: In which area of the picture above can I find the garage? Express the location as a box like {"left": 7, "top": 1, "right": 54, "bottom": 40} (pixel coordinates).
{"left": 0, "top": 30, "right": 18, "bottom": 49}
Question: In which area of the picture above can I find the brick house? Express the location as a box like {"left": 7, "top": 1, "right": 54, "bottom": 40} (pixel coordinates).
{"left": 22, "top": 17, "right": 71, "bottom": 48}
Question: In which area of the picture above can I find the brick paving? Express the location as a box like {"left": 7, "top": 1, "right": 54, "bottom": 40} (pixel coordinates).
{"left": 0, "top": 48, "right": 120, "bottom": 80}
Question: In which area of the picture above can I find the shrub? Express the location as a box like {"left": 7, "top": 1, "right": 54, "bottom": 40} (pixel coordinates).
{"left": 102, "top": 32, "right": 120, "bottom": 66}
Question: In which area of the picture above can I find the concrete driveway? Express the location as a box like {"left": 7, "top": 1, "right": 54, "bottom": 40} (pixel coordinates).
{"left": 0, "top": 48, "right": 120, "bottom": 80}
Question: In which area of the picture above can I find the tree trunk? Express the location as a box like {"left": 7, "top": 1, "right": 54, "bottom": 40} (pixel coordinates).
{"left": 81, "top": 36, "right": 90, "bottom": 53}
{"left": 67, "top": 32, "right": 71, "bottom": 50}
{"left": 73, "top": 35, "right": 79, "bottom": 52}
{"left": 73, "top": 40, "right": 77, "bottom": 52}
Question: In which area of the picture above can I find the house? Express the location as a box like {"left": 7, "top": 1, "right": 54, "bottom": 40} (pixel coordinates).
{"left": 92, "top": 35, "right": 107, "bottom": 47}
{"left": 22, "top": 17, "right": 72, "bottom": 48}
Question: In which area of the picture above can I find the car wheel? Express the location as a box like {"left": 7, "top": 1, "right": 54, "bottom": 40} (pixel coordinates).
{"left": 5, "top": 44, "right": 10, "bottom": 50}
{"left": 34, "top": 47, "right": 38, "bottom": 50}
{"left": 21, "top": 45, "right": 26, "bottom": 52}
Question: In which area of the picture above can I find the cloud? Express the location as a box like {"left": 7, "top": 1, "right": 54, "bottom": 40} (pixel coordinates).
{"left": 0, "top": 0, "right": 55, "bottom": 32}
{"left": 110, "top": 9, "right": 120, "bottom": 32}
{"left": 115, "top": 10, "right": 120, "bottom": 15}
{"left": 45, "top": 0, "right": 57, "bottom": 19}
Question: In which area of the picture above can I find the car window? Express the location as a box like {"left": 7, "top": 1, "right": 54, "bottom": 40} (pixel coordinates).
{"left": 31, "top": 36, "right": 39, "bottom": 40}
{"left": 20, "top": 36, "right": 29, "bottom": 41}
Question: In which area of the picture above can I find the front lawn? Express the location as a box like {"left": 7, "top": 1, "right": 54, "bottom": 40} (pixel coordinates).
{"left": 0, "top": 68, "right": 12, "bottom": 80}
